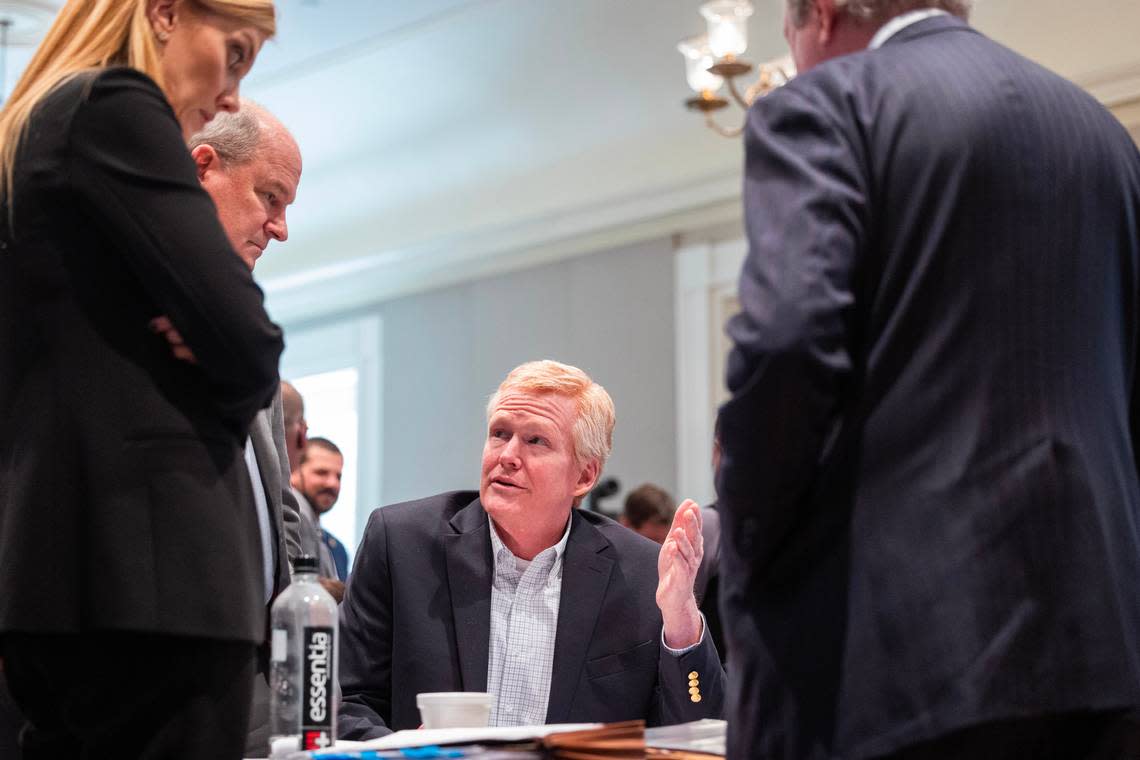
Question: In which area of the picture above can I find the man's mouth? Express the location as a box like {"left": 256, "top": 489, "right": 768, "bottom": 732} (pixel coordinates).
{"left": 491, "top": 478, "right": 523, "bottom": 490}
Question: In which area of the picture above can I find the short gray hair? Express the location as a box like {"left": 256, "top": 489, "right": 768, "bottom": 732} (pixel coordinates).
{"left": 787, "top": 0, "right": 972, "bottom": 26}
{"left": 187, "top": 100, "right": 272, "bottom": 164}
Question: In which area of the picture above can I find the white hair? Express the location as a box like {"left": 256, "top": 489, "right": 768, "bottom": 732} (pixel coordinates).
{"left": 187, "top": 99, "right": 287, "bottom": 165}
{"left": 787, "top": 0, "right": 972, "bottom": 26}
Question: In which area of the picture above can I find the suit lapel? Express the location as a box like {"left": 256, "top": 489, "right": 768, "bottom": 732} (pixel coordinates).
{"left": 545, "top": 512, "right": 614, "bottom": 723}
{"left": 444, "top": 498, "right": 493, "bottom": 693}
{"left": 248, "top": 413, "right": 280, "bottom": 512}
{"left": 248, "top": 409, "right": 289, "bottom": 593}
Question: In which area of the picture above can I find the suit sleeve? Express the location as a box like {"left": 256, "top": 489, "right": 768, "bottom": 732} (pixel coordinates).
{"left": 338, "top": 508, "right": 395, "bottom": 739}
{"left": 269, "top": 391, "right": 304, "bottom": 563}
{"left": 67, "top": 68, "right": 283, "bottom": 427}
{"left": 654, "top": 624, "right": 726, "bottom": 724}
{"left": 716, "top": 84, "right": 867, "bottom": 577}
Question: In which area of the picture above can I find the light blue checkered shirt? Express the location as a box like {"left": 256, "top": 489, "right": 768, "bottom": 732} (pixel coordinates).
{"left": 485, "top": 517, "right": 571, "bottom": 727}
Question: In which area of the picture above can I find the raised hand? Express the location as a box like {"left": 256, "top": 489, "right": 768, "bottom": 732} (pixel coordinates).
{"left": 656, "top": 498, "right": 704, "bottom": 649}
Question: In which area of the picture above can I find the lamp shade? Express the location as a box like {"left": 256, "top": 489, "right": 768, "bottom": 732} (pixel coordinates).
{"left": 700, "top": 0, "right": 754, "bottom": 59}
{"left": 677, "top": 34, "right": 723, "bottom": 94}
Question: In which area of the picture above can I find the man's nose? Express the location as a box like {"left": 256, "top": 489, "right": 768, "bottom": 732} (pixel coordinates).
{"left": 267, "top": 213, "right": 288, "bottom": 242}
{"left": 499, "top": 437, "right": 522, "bottom": 468}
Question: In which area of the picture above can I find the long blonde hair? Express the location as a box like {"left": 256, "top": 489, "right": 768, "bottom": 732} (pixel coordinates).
{"left": 0, "top": 0, "right": 276, "bottom": 206}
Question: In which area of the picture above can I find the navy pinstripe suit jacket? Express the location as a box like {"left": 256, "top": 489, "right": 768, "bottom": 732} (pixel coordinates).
{"left": 717, "top": 15, "right": 1140, "bottom": 759}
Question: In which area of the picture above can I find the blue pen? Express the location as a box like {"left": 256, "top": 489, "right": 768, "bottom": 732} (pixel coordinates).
{"left": 313, "top": 747, "right": 466, "bottom": 760}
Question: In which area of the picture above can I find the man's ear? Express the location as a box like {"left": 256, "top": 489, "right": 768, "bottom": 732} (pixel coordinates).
{"left": 814, "top": 0, "right": 839, "bottom": 45}
{"left": 190, "top": 144, "right": 220, "bottom": 183}
{"left": 573, "top": 459, "right": 601, "bottom": 499}
{"left": 296, "top": 423, "right": 308, "bottom": 456}
{"left": 147, "top": 0, "right": 179, "bottom": 41}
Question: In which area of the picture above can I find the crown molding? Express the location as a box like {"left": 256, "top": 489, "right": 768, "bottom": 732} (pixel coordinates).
{"left": 264, "top": 169, "right": 743, "bottom": 326}
{"left": 1078, "top": 62, "right": 1140, "bottom": 106}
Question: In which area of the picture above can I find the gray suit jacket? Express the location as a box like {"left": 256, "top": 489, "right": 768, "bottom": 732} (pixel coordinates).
{"left": 293, "top": 486, "right": 338, "bottom": 579}
{"left": 245, "top": 389, "right": 306, "bottom": 756}
{"left": 252, "top": 389, "right": 304, "bottom": 595}
{"left": 718, "top": 15, "right": 1140, "bottom": 760}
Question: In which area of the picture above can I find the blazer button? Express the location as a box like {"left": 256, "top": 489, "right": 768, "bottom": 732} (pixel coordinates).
{"left": 691, "top": 693, "right": 702, "bottom": 703}
{"left": 689, "top": 686, "right": 700, "bottom": 696}
{"left": 688, "top": 671, "right": 699, "bottom": 679}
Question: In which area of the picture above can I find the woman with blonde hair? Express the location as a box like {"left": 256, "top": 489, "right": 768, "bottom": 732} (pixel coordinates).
{"left": 0, "top": 1, "right": 285, "bottom": 757}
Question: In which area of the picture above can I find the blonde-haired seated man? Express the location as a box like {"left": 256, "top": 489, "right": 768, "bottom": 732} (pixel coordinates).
{"left": 338, "top": 360, "right": 725, "bottom": 737}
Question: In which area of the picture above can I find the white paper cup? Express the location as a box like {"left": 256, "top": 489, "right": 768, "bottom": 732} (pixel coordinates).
{"left": 415, "top": 691, "right": 493, "bottom": 729}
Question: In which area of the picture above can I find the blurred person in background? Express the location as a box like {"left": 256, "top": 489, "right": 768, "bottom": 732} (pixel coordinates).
{"left": 283, "top": 387, "right": 345, "bottom": 602}
{"left": 0, "top": 1, "right": 280, "bottom": 757}
{"left": 281, "top": 380, "right": 308, "bottom": 473}
{"left": 619, "top": 483, "right": 676, "bottom": 544}
{"left": 292, "top": 437, "right": 350, "bottom": 583}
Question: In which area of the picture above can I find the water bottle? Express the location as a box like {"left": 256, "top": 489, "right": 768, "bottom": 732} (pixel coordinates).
{"left": 269, "top": 555, "right": 338, "bottom": 756}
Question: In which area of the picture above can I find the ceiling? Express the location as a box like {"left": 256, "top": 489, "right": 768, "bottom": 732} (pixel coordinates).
{"left": 6, "top": 0, "right": 1140, "bottom": 321}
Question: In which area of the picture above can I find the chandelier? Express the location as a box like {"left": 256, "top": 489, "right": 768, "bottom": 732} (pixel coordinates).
{"left": 678, "top": 0, "right": 795, "bottom": 138}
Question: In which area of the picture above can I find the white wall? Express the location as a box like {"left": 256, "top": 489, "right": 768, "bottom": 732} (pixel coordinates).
{"left": 281, "top": 236, "right": 681, "bottom": 542}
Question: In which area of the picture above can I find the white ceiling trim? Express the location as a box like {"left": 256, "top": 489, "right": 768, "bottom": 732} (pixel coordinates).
{"left": 1079, "top": 62, "right": 1140, "bottom": 107}
{"left": 263, "top": 57, "right": 1140, "bottom": 328}
{"left": 264, "top": 169, "right": 743, "bottom": 325}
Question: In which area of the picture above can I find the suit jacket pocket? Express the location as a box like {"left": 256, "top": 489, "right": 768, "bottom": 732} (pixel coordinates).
{"left": 585, "top": 639, "right": 657, "bottom": 680}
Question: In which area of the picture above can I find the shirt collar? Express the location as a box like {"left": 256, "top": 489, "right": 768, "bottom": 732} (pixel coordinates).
{"left": 488, "top": 513, "right": 573, "bottom": 571}
{"left": 869, "top": 8, "right": 948, "bottom": 50}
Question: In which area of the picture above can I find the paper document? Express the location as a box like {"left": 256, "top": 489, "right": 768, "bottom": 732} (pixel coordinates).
{"left": 311, "top": 724, "right": 602, "bottom": 755}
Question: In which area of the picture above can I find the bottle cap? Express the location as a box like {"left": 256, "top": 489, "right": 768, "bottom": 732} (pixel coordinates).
{"left": 291, "top": 555, "right": 320, "bottom": 573}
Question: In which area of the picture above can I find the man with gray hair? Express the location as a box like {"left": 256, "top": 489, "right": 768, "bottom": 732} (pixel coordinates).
{"left": 158, "top": 101, "right": 308, "bottom": 756}
{"left": 718, "top": 0, "right": 1140, "bottom": 757}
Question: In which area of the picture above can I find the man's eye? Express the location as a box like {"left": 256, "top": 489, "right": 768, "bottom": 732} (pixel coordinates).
{"left": 528, "top": 436, "right": 547, "bottom": 446}
{"left": 263, "top": 191, "right": 277, "bottom": 205}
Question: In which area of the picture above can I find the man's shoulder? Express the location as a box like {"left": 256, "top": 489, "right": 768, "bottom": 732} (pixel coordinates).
{"left": 574, "top": 509, "right": 660, "bottom": 566}
{"left": 250, "top": 405, "right": 274, "bottom": 438}
{"left": 363, "top": 490, "right": 481, "bottom": 533}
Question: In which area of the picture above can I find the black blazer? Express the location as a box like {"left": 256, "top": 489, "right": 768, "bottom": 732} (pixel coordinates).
{"left": 338, "top": 491, "right": 725, "bottom": 739}
{"left": 0, "top": 68, "right": 283, "bottom": 644}
{"left": 717, "top": 16, "right": 1140, "bottom": 760}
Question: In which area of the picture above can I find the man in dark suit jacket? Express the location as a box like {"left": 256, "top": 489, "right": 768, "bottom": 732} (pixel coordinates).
{"left": 717, "top": 1, "right": 1140, "bottom": 758}
{"left": 339, "top": 360, "right": 724, "bottom": 738}
{"left": 184, "top": 101, "right": 308, "bottom": 757}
